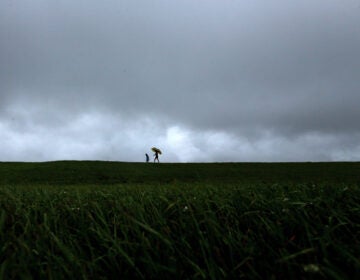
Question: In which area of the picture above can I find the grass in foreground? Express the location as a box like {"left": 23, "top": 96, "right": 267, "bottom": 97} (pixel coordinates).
{"left": 1, "top": 178, "right": 359, "bottom": 279}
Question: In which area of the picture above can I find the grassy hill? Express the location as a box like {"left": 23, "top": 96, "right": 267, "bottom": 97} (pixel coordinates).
{"left": 1, "top": 160, "right": 360, "bottom": 185}
{"left": 0, "top": 161, "right": 359, "bottom": 279}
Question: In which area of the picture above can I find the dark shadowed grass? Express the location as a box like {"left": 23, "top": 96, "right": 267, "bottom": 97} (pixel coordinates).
{"left": 1, "top": 179, "right": 359, "bottom": 279}
{"left": 1, "top": 161, "right": 360, "bottom": 185}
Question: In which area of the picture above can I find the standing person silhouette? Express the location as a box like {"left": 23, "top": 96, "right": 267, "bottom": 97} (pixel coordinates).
{"left": 145, "top": 153, "right": 149, "bottom": 163}
{"left": 154, "top": 151, "right": 160, "bottom": 163}
{"left": 151, "top": 147, "right": 162, "bottom": 163}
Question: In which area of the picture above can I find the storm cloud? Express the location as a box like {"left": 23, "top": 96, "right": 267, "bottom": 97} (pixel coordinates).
{"left": 1, "top": 0, "right": 360, "bottom": 162}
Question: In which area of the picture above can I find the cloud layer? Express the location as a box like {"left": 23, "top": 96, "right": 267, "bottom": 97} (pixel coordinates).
{"left": 1, "top": 0, "right": 360, "bottom": 162}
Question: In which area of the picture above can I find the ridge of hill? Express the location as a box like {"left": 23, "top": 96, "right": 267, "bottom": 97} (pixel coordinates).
{"left": 0, "top": 161, "right": 359, "bottom": 185}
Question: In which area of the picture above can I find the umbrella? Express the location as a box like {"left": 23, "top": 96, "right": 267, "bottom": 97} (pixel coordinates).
{"left": 151, "top": 147, "right": 162, "bottom": 154}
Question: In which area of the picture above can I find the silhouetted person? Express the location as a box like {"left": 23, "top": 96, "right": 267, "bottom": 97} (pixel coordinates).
{"left": 145, "top": 153, "right": 149, "bottom": 163}
{"left": 154, "top": 151, "right": 160, "bottom": 163}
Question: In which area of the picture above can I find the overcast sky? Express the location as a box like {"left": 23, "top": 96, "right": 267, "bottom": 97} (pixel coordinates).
{"left": 1, "top": 0, "right": 360, "bottom": 162}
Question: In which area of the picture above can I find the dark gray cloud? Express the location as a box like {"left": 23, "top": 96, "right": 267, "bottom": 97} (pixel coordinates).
{"left": 1, "top": 0, "right": 360, "bottom": 162}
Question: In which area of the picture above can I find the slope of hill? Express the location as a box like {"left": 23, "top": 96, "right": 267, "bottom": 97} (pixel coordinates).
{"left": 0, "top": 161, "right": 360, "bottom": 185}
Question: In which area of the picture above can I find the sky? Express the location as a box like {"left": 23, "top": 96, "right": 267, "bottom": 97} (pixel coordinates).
{"left": 1, "top": 0, "right": 360, "bottom": 162}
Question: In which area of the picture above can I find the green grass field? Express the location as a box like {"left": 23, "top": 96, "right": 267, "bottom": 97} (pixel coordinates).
{"left": 1, "top": 161, "right": 359, "bottom": 279}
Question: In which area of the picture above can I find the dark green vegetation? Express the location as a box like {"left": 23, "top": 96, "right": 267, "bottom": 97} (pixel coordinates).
{"left": 1, "top": 161, "right": 359, "bottom": 279}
